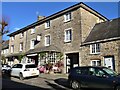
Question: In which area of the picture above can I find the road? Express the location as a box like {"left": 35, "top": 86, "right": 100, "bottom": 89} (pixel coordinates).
{"left": 2, "top": 74, "right": 71, "bottom": 90}
{"left": 1, "top": 74, "right": 107, "bottom": 90}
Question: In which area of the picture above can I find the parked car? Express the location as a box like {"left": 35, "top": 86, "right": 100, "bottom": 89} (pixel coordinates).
{"left": 10, "top": 63, "right": 39, "bottom": 80}
{"left": 2, "top": 64, "right": 11, "bottom": 74}
{"left": 68, "top": 66, "right": 120, "bottom": 90}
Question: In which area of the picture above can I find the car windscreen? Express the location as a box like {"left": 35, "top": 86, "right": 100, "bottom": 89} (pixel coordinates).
{"left": 103, "top": 68, "right": 118, "bottom": 76}
{"left": 25, "top": 64, "right": 37, "bottom": 68}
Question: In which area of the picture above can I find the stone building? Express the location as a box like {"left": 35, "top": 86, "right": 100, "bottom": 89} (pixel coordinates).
{"left": 7, "top": 2, "right": 108, "bottom": 73}
{"left": 1, "top": 40, "right": 13, "bottom": 65}
{"left": 81, "top": 18, "right": 120, "bottom": 73}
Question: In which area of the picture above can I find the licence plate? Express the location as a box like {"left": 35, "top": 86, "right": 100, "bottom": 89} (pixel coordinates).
{"left": 32, "top": 73, "right": 36, "bottom": 75}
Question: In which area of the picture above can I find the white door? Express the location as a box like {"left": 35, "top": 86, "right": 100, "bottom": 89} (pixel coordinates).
{"left": 104, "top": 57, "right": 113, "bottom": 70}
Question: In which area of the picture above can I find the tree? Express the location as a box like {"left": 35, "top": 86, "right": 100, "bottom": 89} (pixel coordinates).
{"left": 0, "top": 17, "right": 9, "bottom": 63}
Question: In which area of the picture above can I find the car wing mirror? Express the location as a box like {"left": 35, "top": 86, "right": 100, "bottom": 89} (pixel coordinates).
{"left": 102, "top": 74, "right": 109, "bottom": 78}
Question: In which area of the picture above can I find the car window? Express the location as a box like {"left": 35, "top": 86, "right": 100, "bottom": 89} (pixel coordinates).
{"left": 89, "top": 68, "right": 105, "bottom": 77}
{"left": 76, "top": 68, "right": 88, "bottom": 75}
{"left": 103, "top": 68, "right": 118, "bottom": 76}
{"left": 12, "top": 64, "right": 23, "bottom": 68}
{"left": 25, "top": 64, "right": 37, "bottom": 68}
{"left": 89, "top": 68, "right": 96, "bottom": 75}
{"left": 95, "top": 68, "right": 105, "bottom": 77}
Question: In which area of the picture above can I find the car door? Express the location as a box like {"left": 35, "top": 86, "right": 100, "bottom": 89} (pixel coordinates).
{"left": 11, "top": 64, "right": 18, "bottom": 76}
{"left": 87, "top": 68, "right": 113, "bottom": 88}
{"left": 11, "top": 64, "right": 22, "bottom": 76}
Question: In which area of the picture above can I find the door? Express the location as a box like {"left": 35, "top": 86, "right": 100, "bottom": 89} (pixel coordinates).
{"left": 104, "top": 56, "right": 115, "bottom": 70}
{"left": 66, "top": 53, "right": 79, "bottom": 73}
{"left": 11, "top": 64, "right": 22, "bottom": 76}
{"left": 87, "top": 68, "right": 113, "bottom": 88}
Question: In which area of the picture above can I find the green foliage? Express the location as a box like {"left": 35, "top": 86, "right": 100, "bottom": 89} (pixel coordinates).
{"left": 56, "top": 52, "right": 63, "bottom": 60}
{"left": 1, "top": 55, "right": 6, "bottom": 64}
{"left": 18, "top": 54, "right": 24, "bottom": 62}
{"left": 39, "top": 52, "right": 46, "bottom": 58}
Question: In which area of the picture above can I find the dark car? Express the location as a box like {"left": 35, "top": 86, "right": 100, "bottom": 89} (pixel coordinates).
{"left": 2, "top": 64, "right": 11, "bottom": 74}
{"left": 68, "top": 66, "right": 120, "bottom": 90}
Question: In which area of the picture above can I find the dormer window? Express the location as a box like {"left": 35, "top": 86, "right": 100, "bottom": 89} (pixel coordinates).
{"left": 31, "top": 28, "right": 35, "bottom": 34}
{"left": 45, "top": 21, "right": 50, "bottom": 29}
{"left": 64, "top": 12, "right": 71, "bottom": 22}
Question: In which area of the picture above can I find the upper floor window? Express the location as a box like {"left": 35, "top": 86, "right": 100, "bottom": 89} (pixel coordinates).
{"left": 90, "top": 43, "right": 100, "bottom": 54}
{"left": 19, "top": 42, "right": 23, "bottom": 51}
{"left": 11, "top": 45, "right": 14, "bottom": 53}
{"left": 11, "top": 36, "right": 15, "bottom": 41}
{"left": 45, "top": 21, "right": 50, "bottom": 29}
{"left": 20, "top": 32, "right": 24, "bottom": 38}
{"left": 45, "top": 35, "right": 50, "bottom": 46}
{"left": 31, "top": 28, "right": 35, "bottom": 34}
{"left": 30, "top": 39, "right": 35, "bottom": 49}
{"left": 64, "top": 12, "right": 71, "bottom": 22}
{"left": 64, "top": 28, "right": 72, "bottom": 42}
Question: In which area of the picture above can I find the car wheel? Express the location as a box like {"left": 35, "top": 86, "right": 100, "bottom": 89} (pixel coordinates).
{"left": 19, "top": 73, "right": 24, "bottom": 80}
{"left": 71, "top": 80, "right": 81, "bottom": 90}
{"left": 116, "top": 86, "right": 120, "bottom": 90}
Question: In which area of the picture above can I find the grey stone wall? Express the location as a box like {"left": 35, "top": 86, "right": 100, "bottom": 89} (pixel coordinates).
{"left": 81, "top": 40, "right": 120, "bottom": 73}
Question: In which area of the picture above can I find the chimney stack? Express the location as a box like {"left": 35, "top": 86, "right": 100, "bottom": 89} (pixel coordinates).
{"left": 37, "top": 16, "right": 45, "bottom": 21}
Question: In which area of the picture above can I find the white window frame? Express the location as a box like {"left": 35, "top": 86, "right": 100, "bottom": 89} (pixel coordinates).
{"left": 19, "top": 42, "right": 23, "bottom": 51}
{"left": 45, "top": 35, "right": 51, "bottom": 46}
{"left": 64, "top": 28, "right": 72, "bottom": 42}
{"left": 64, "top": 12, "right": 71, "bottom": 22}
{"left": 45, "top": 21, "right": 50, "bottom": 29}
{"left": 20, "top": 33, "right": 24, "bottom": 38}
{"left": 90, "top": 43, "right": 100, "bottom": 54}
{"left": 30, "top": 39, "right": 35, "bottom": 49}
{"left": 31, "top": 28, "right": 35, "bottom": 34}
{"left": 11, "top": 45, "right": 14, "bottom": 53}
{"left": 91, "top": 60, "right": 101, "bottom": 66}
{"left": 11, "top": 36, "right": 15, "bottom": 41}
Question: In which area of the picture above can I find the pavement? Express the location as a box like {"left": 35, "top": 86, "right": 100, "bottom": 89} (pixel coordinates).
{"left": 39, "top": 73, "right": 68, "bottom": 80}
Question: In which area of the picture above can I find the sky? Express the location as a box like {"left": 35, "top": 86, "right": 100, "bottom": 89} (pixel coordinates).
{"left": 1, "top": 2, "right": 119, "bottom": 40}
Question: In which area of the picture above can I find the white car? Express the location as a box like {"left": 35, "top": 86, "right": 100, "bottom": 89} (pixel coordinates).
{"left": 10, "top": 63, "right": 39, "bottom": 80}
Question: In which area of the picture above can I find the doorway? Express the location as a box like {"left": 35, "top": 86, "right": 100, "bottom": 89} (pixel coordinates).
{"left": 66, "top": 53, "right": 79, "bottom": 73}
{"left": 104, "top": 56, "right": 115, "bottom": 70}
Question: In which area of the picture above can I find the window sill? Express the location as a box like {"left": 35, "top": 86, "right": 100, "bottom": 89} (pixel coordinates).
{"left": 45, "top": 44, "right": 50, "bottom": 47}
{"left": 64, "top": 40, "right": 71, "bottom": 43}
{"left": 64, "top": 19, "right": 72, "bottom": 23}
{"left": 45, "top": 27, "right": 50, "bottom": 30}
{"left": 90, "top": 52, "right": 101, "bottom": 55}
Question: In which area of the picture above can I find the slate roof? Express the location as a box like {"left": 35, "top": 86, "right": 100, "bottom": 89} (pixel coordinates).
{"left": 2, "top": 40, "right": 9, "bottom": 49}
{"left": 26, "top": 45, "right": 61, "bottom": 55}
{"left": 83, "top": 18, "right": 120, "bottom": 45}
{"left": 8, "top": 2, "right": 108, "bottom": 36}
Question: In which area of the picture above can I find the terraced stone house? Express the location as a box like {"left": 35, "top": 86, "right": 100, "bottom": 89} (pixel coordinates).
{"left": 7, "top": 2, "right": 108, "bottom": 73}
{"left": 81, "top": 18, "right": 120, "bottom": 73}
